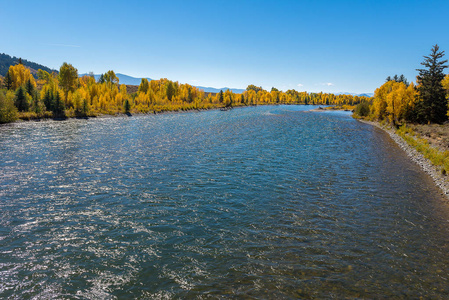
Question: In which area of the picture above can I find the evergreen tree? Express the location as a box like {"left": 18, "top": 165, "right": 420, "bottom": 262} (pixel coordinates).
{"left": 3, "top": 70, "right": 12, "bottom": 90}
{"left": 416, "top": 44, "right": 448, "bottom": 123}
{"left": 398, "top": 74, "right": 409, "bottom": 86}
{"left": 82, "top": 99, "right": 89, "bottom": 116}
{"left": 31, "top": 91, "right": 42, "bottom": 114}
{"left": 218, "top": 90, "right": 224, "bottom": 103}
{"left": 98, "top": 74, "right": 105, "bottom": 84}
{"left": 25, "top": 79, "right": 34, "bottom": 96}
{"left": 14, "top": 86, "right": 29, "bottom": 111}
{"left": 43, "top": 89, "right": 54, "bottom": 111}
{"left": 386, "top": 74, "right": 409, "bottom": 86}
{"left": 53, "top": 90, "right": 65, "bottom": 116}
{"left": 240, "top": 94, "right": 245, "bottom": 105}
{"left": 166, "top": 81, "right": 175, "bottom": 101}
{"left": 124, "top": 98, "right": 131, "bottom": 113}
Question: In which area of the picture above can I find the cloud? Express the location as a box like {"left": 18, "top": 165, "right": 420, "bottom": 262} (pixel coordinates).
{"left": 297, "top": 83, "right": 304, "bottom": 87}
{"left": 322, "top": 82, "right": 334, "bottom": 86}
{"left": 46, "top": 43, "right": 81, "bottom": 48}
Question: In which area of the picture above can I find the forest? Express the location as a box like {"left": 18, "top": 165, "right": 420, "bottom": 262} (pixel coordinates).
{"left": 354, "top": 44, "right": 449, "bottom": 125}
{"left": 0, "top": 58, "right": 371, "bottom": 124}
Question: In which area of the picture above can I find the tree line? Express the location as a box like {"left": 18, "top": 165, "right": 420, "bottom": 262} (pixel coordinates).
{"left": 355, "top": 44, "right": 449, "bottom": 125}
{"left": 0, "top": 60, "right": 371, "bottom": 124}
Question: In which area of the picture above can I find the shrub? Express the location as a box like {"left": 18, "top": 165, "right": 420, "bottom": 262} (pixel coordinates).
{"left": 354, "top": 101, "right": 370, "bottom": 117}
{"left": 0, "top": 90, "right": 18, "bottom": 123}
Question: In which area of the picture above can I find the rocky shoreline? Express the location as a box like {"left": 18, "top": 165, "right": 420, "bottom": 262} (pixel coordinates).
{"left": 358, "top": 119, "right": 449, "bottom": 200}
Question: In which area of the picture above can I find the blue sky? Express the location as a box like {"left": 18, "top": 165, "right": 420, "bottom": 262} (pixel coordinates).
{"left": 1, "top": 0, "right": 448, "bottom": 93}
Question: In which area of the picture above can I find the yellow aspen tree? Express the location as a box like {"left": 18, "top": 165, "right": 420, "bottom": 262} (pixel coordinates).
{"left": 7, "top": 64, "right": 36, "bottom": 90}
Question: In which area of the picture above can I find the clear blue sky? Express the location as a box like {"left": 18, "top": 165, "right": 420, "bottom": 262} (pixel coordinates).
{"left": 1, "top": 0, "right": 448, "bottom": 94}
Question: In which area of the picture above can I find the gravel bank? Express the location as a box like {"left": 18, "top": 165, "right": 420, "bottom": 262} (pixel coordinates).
{"left": 358, "top": 119, "right": 449, "bottom": 199}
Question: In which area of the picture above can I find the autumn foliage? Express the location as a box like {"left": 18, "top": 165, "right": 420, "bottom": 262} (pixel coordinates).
{"left": 1, "top": 61, "right": 372, "bottom": 122}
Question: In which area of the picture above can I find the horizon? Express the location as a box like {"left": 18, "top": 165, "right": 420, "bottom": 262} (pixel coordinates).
{"left": 1, "top": 0, "right": 448, "bottom": 94}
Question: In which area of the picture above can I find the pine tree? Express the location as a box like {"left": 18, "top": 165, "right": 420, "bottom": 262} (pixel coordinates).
{"left": 14, "top": 86, "right": 29, "bottom": 112}
{"left": 31, "top": 91, "right": 42, "bottom": 114}
{"left": 398, "top": 74, "right": 409, "bottom": 86}
{"left": 218, "top": 90, "right": 224, "bottom": 103}
{"left": 166, "top": 81, "right": 175, "bottom": 101}
{"left": 25, "top": 79, "right": 34, "bottom": 96}
{"left": 3, "top": 70, "right": 12, "bottom": 90}
{"left": 82, "top": 99, "right": 89, "bottom": 116}
{"left": 98, "top": 74, "right": 105, "bottom": 84}
{"left": 416, "top": 44, "right": 448, "bottom": 123}
{"left": 53, "top": 91, "right": 65, "bottom": 117}
{"left": 124, "top": 98, "right": 131, "bottom": 114}
{"left": 43, "top": 89, "right": 54, "bottom": 111}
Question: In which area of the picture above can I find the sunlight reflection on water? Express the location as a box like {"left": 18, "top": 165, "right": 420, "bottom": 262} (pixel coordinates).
{"left": 1, "top": 106, "right": 449, "bottom": 298}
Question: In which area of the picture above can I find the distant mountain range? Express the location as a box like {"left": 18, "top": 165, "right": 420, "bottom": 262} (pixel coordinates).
{"left": 195, "top": 86, "right": 246, "bottom": 94}
{"left": 79, "top": 73, "right": 152, "bottom": 86}
{"left": 336, "top": 92, "right": 374, "bottom": 97}
{"left": 79, "top": 73, "right": 246, "bottom": 94}
{"left": 1, "top": 53, "right": 373, "bottom": 96}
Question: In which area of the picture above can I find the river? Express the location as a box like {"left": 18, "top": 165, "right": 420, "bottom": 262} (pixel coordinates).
{"left": 1, "top": 105, "right": 449, "bottom": 298}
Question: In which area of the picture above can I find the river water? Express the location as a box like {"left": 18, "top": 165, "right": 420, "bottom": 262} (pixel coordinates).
{"left": 1, "top": 105, "right": 449, "bottom": 298}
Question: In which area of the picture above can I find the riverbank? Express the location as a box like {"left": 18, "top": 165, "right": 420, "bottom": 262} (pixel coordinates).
{"left": 358, "top": 119, "right": 449, "bottom": 201}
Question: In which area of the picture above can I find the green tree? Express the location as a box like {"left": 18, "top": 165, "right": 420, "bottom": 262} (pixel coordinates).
{"left": 416, "top": 44, "right": 448, "bottom": 123}
{"left": 386, "top": 74, "right": 409, "bottom": 86}
{"left": 166, "top": 81, "right": 175, "bottom": 101}
{"left": 3, "top": 70, "right": 13, "bottom": 90}
{"left": 59, "top": 62, "right": 78, "bottom": 103}
{"left": 31, "top": 91, "right": 43, "bottom": 114}
{"left": 124, "top": 98, "right": 131, "bottom": 113}
{"left": 25, "top": 79, "right": 34, "bottom": 96}
{"left": 14, "top": 86, "right": 29, "bottom": 112}
{"left": 98, "top": 74, "right": 105, "bottom": 84}
{"left": 43, "top": 89, "right": 54, "bottom": 112}
{"left": 0, "top": 91, "right": 18, "bottom": 123}
{"left": 53, "top": 90, "right": 65, "bottom": 117}
{"left": 218, "top": 90, "right": 224, "bottom": 103}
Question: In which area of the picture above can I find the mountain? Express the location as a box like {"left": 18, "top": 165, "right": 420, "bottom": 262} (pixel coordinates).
{"left": 0, "top": 53, "right": 57, "bottom": 77}
{"left": 80, "top": 73, "right": 245, "bottom": 93}
{"left": 79, "top": 73, "right": 152, "bottom": 86}
{"left": 195, "top": 86, "right": 246, "bottom": 94}
{"left": 336, "top": 92, "right": 374, "bottom": 97}
{"left": 358, "top": 93, "right": 374, "bottom": 97}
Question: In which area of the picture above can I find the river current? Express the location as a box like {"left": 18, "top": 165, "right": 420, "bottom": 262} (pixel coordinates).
{"left": 1, "top": 105, "right": 449, "bottom": 298}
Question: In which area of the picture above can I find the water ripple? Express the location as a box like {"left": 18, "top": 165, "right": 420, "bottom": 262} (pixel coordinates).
{"left": 1, "top": 106, "right": 449, "bottom": 298}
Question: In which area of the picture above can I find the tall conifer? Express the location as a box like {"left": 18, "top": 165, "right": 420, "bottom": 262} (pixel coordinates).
{"left": 416, "top": 44, "right": 448, "bottom": 123}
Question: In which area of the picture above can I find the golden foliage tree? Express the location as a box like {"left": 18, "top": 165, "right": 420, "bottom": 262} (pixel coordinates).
{"left": 7, "top": 64, "right": 36, "bottom": 90}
